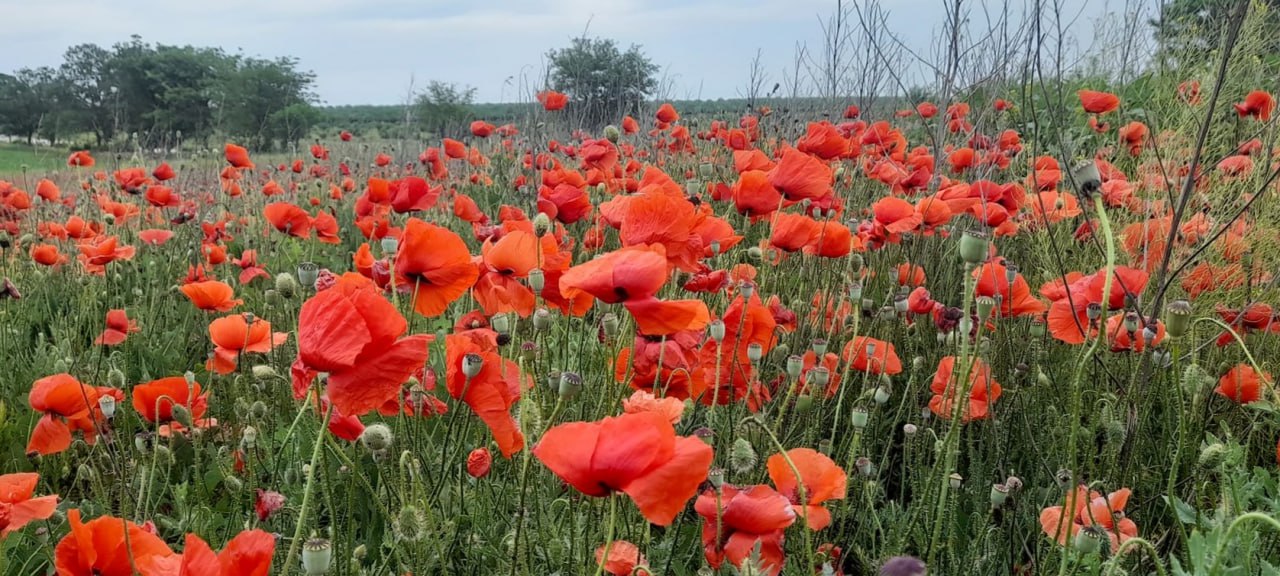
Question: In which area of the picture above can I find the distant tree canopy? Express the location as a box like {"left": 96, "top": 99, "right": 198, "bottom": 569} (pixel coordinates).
{"left": 547, "top": 37, "right": 658, "bottom": 128}
{"left": 415, "top": 81, "right": 477, "bottom": 138}
{"left": 1152, "top": 0, "right": 1280, "bottom": 63}
{"left": 0, "top": 36, "right": 317, "bottom": 150}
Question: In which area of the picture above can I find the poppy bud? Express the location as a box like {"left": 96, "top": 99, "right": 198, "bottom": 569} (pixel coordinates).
{"left": 990, "top": 483, "right": 1010, "bottom": 508}
{"left": 530, "top": 308, "right": 552, "bottom": 332}
{"left": 275, "top": 273, "right": 298, "bottom": 298}
{"left": 856, "top": 456, "right": 874, "bottom": 476}
{"left": 795, "top": 395, "right": 814, "bottom": 413}
{"left": 380, "top": 237, "right": 399, "bottom": 255}
{"left": 467, "top": 447, "right": 492, "bottom": 478}
{"left": 252, "top": 365, "right": 278, "bottom": 381}
{"left": 251, "top": 400, "right": 268, "bottom": 419}
{"left": 298, "top": 262, "right": 319, "bottom": 289}
{"left": 533, "top": 213, "right": 553, "bottom": 236}
{"left": 98, "top": 394, "right": 116, "bottom": 419}
{"left": 851, "top": 407, "right": 869, "bottom": 429}
{"left": 708, "top": 320, "right": 726, "bottom": 342}
{"left": 874, "top": 385, "right": 891, "bottom": 405}
{"left": 948, "top": 472, "right": 963, "bottom": 489}
{"left": 461, "top": 353, "right": 484, "bottom": 378}
{"left": 747, "top": 246, "right": 763, "bottom": 261}
{"left": 360, "top": 423, "right": 394, "bottom": 453}
{"left": 302, "top": 537, "right": 333, "bottom": 575}
{"left": 528, "top": 268, "right": 545, "bottom": 291}
{"left": 848, "top": 253, "right": 864, "bottom": 273}
{"left": 558, "top": 371, "right": 583, "bottom": 400}
{"left": 958, "top": 231, "right": 989, "bottom": 264}
{"left": 223, "top": 476, "right": 243, "bottom": 492}
{"left": 730, "top": 438, "right": 757, "bottom": 473}
{"left": 772, "top": 343, "right": 790, "bottom": 359}
{"left": 1165, "top": 299, "right": 1192, "bottom": 337}
{"left": 1198, "top": 442, "right": 1227, "bottom": 468}
{"left": 903, "top": 423, "right": 918, "bottom": 436}
{"left": 786, "top": 355, "right": 804, "bottom": 379}
{"left": 747, "top": 343, "right": 764, "bottom": 364}
{"left": 153, "top": 445, "right": 173, "bottom": 467}
{"left": 601, "top": 313, "right": 620, "bottom": 338}
{"left": 171, "top": 404, "right": 193, "bottom": 428}
{"left": 603, "top": 125, "right": 620, "bottom": 142}
{"left": 242, "top": 426, "right": 258, "bottom": 448}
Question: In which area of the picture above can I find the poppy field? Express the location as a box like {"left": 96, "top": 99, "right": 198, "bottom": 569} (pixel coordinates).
{"left": 6, "top": 12, "right": 1280, "bottom": 576}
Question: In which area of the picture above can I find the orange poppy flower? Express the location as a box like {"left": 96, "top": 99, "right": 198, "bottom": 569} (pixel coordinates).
{"left": 767, "top": 448, "right": 847, "bottom": 530}
{"left": 292, "top": 273, "right": 432, "bottom": 416}
{"left": 1078, "top": 89, "right": 1120, "bottom": 114}
{"left": 263, "top": 202, "right": 312, "bottom": 238}
{"left": 796, "top": 121, "right": 850, "bottom": 160}
{"left": 656, "top": 102, "right": 680, "bottom": 123}
{"left": 767, "top": 147, "right": 833, "bottom": 202}
{"left": 232, "top": 250, "right": 270, "bottom": 285}
{"left": 207, "top": 314, "right": 288, "bottom": 374}
{"left": 94, "top": 309, "right": 140, "bottom": 346}
{"left": 769, "top": 213, "right": 821, "bottom": 253}
{"left": 394, "top": 218, "right": 479, "bottom": 317}
{"left": 928, "top": 356, "right": 1002, "bottom": 422}
{"left": 624, "top": 297, "right": 711, "bottom": 336}
{"left": 732, "top": 170, "right": 784, "bottom": 217}
{"left": 470, "top": 120, "right": 495, "bottom": 137}
{"left": 444, "top": 330, "right": 529, "bottom": 457}
{"left": 972, "top": 261, "right": 1046, "bottom": 317}
{"left": 1117, "top": 121, "right": 1148, "bottom": 155}
{"left": 132, "top": 376, "right": 209, "bottom": 425}
{"left": 1234, "top": 90, "right": 1275, "bottom": 121}
{"left": 595, "top": 540, "right": 647, "bottom": 576}
{"left": 224, "top": 143, "right": 254, "bottom": 169}
{"left": 534, "top": 412, "right": 712, "bottom": 526}
{"left": 619, "top": 192, "right": 703, "bottom": 272}
{"left": 0, "top": 472, "right": 59, "bottom": 540}
{"left": 152, "top": 162, "right": 176, "bottom": 181}
{"left": 138, "top": 229, "right": 174, "bottom": 245}
{"left": 27, "top": 374, "right": 122, "bottom": 456}
{"left": 36, "top": 179, "right": 60, "bottom": 202}
{"left": 695, "top": 484, "right": 796, "bottom": 576}
{"left": 473, "top": 229, "right": 540, "bottom": 316}
{"left": 181, "top": 280, "right": 241, "bottom": 312}
{"left": 1216, "top": 364, "right": 1270, "bottom": 404}
{"left": 615, "top": 329, "right": 707, "bottom": 401}
{"left": 621, "top": 390, "right": 685, "bottom": 424}
{"left": 1040, "top": 486, "right": 1138, "bottom": 553}
{"left": 67, "top": 150, "right": 95, "bottom": 167}
{"left": 138, "top": 529, "right": 276, "bottom": 576}
{"left": 54, "top": 510, "right": 176, "bottom": 576}
{"left": 31, "top": 244, "right": 68, "bottom": 267}
{"left": 561, "top": 244, "right": 669, "bottom": 304}
{"left": 76, "top": 235, "right": 136, "bottom": 274}
{"left": 537, "top": 90, "right": 569, "bottom": 111}
{"left": 841, "top": 336, "right": 902, "bottom": 375}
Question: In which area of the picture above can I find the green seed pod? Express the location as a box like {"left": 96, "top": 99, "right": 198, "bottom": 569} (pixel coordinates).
{"left": 959, "top": 231, "right": 989, "bottom": 264}
{"left": 850, "top": 407, "right": 869, "bottom": 429}
{"left": 990, "top": 483, "right": 1010, "bottom": 508}
{"left": 1165, "top": 300, "right": 1192, "bottom": 338}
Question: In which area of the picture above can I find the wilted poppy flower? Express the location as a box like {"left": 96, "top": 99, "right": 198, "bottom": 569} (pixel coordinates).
{"left": 94, "top": 309, "right": 140, "bottom": 346}
{"left": 181, "top": 280, "right": 241, "bottom": 312}
{"left": 292, "top": 273, "right": 432, "bottom": 416}
{"left": 1078, "top": 89, "right": 1120, "bottom": 114}
{"left": 1216, "top": 364, "right": 1270, "bottom": 404}
{"left": 767, "top": 448, "right": 847, "bottom": 530}
{"left": 1039, "top": 486, "right": 1138, "bottom": 553}
{"left": 55, "top": 510, "right": 175, "bottom": 576}
{"left": 0, "top": 472, "right": 59, "bottom": 540}
{"left": 929, "top": 356, "right": 1002, "bottom": 422}
{"left": 224, "top": 143, "right": 254, "bottom": 169}
{"left": 695, "top": 484, "right": 796, "bottom": 576}
{"left": 395, "top": 219, "right": 479, "bottom": 317}
{"left": 467, "top": 447, "right": 492, "bottom": 478}
{"left": 538, "top": 90, "right": 569, "bottom": 111}
{"left": 534, "top": 412, "right": 713, "bottom": 526}
{"left": 138, "top": 529, "right": 276, "bottom": 576}
{"left": 207, "top": 314, "right": 288, "bottom": 374}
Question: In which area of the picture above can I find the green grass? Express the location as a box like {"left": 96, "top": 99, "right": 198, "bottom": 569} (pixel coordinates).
{"left": 0, "top": 143, "right": 69, "bottom": 180}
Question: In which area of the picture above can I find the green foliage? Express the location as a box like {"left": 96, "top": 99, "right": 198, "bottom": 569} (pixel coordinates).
{"left": 547, "top": 37, "right": 658, "bottom": 127}
{"left": 414, "top": 81, "right": 477, "bottom": 138}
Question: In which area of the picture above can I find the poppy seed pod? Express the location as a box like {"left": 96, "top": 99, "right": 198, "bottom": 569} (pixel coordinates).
{"left": 709, "top": 240, "right": 721, "bottom": 256}
{"left": 491, "top": 314, "right": 511, "bottom": 335}
{"left": 1073, "top": 526, "right": 1105, "bottom": 554}
{"left": 959, "top": 231, "right": 989, "bottom": 264}
{"left": 948, "top": 473, "right": 963, "bottom": 489}
{"left": 874, "top": 385, "right": 891, "bottom": 404}
{"left": 976, "top": 296, "right": 996, "bottom": 320}
{"left": 786, "top": 355, "right": 803, "bottom": 379}
{"left": 903, "top": 423, "right": 918, "bottom": 436}
{"left": 851, "top": 407, "right": 869, "bottom": 429}
{"left": 1072, "top": 160, "right": 1102, "bottom": 198}
{"left": 747, "top": 246, "right": 763, "bottom": 261}
{"left": 298, "top": 262, "right": 319, "bottom": 289}
{"left": 699, "top": 162, "right": 714, "bottom": 179}
{"left": 847, "top": 281, "right": 863, "bottom": 300}
{"left": 747, "top": 342, "right": 764, "bottom": 364}
{"left": 558, "top": 371, "right": 583, "bottom": 400}
{"left": 461, "top": 353, "right": 484, "bottom": 378}
{"left": 1086, "top": 303, "right": 1103, "bottom": 321}
{"left": 808, "top": 367, "right": 830, "bottom": 388}
{"left": 1165, "top": 299, "right": 1192, "bottom": 337}
{"left": 708, "top": 320, "right": 726, "bottom": 342}
{"left": 528, "top": 268, "right": 545, "bottom": 291}
{"left": 707, "top": 467, "right": 726, "bottom": 488}
{"left": 1055, "top": 468, "right": 1074, "bottom": 490}
{"left": 990, "top": 483, "right": 1010, "bottom": 508}
{"left": 380, "top": 237, "right": 399, "bottom": 255}
{"left": 812, "top": 338, "right": 828, "bottom": 355}
{"left": 739, "top": 282, "right": 755, "bottom": 299}
{"left": 98, "top": 395, "right": 116, "bottom": 419}
{"left": 302, "top": 537, "right": 333, "bottom": 575}
{"left": 532, "top": 308, "right": 551, "bottom": 331}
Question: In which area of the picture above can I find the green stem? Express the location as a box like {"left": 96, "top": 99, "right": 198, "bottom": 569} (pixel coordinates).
{"left": 280, "top": 403, "right": 332, "bottom": 576}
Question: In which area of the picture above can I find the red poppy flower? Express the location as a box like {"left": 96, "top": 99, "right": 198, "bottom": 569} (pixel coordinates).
{"left": 138, "top": 529, "right": 275, "bottom": 576}
{"left": 263, "top": 202, "right": 312, "bottom": 238}
{"left": 972, "top": 261, "right": 1046, "bottom": 317}
{"left": 395, "top": 218, "right": 480, "bottom": 318}
{"left": 767, "top": 148, "right": 833, "bottom": 203}
{"left": 595, "top": 540, "right": 647, "bottom": 576}
{"left": 560, "top": 244, "right": 670, "bottom": 304}
{"left": 1234, "top": 90, "right": 1275, "bottom": 121}
{"left": 207, "top": 314, "right": 288, "bottom": 374}
{"left": 55, "top": 510, "right": 175, "bottom": 576}
{"left": 67, "top": 150, "right": 95, "bottom": 167}
{"left": 36, "top": 179, "right": 60, "bottom": 202}
{"left": 538, "top": 183, "right": 593, "bottom": 224}
{"left": 537, "top": 90, "right": 569, "bottom": 111}
{"left": 796, "top": 121, "right": 850, "bottom": 160}
{"left": 615, "top": 330, "right": 707, "bottom": 401}
{"left": 76, "top": 235, "right": 136, "bottom": 274}
{"left": 291, "top": 273, "right": 432, "bottom": 416}
{"left": 841, "top": 336, "right": 903, "bottom": 375}
{"left": 619, "top": 192, "right": 703, "bottom": 272}
{"left": 1040, "top": 486, "right": 1138, "bottom": 553}
{"left": 0, "top": 472, "right": 59, "bottom": 540}
{"left": 1078, "top": 89, "right": 1120, "bottom": 114}
{"left": 138, "top": 229, "right": 174, "bottom": 245}
{"left": 470, "top": 120, "right": 495, "bottom": 137}
{"left": 767, "top": 448, "right": 847, "bottom": 530}
{"left": 445, "top": 330, "right": 529, "bottom": 457}
{"left": 224, "top": 143, "right": 254, "bottom": 169}
{"left": 770, "top": 213, "right": 821, "bottom": 253}
{"left": 232, "top": 250, "right": 270, "bottom": 285}
{"left": 536, "top": 414, "right": 713, "bottom": 527}
{"left": 1216, "top": 364, "right": 1269, "bottom": 404}
{"left": 27, "top": 374, "right": 122, "bottom": 456}
{"left": 732, "top": 170, "right": 784, "bottom": 217}
{"left": 132, "top": 376, "right": 209, "bottom": 424}
{"left": 467, "top": 447, "right": 493, "bottom": 478}
{"left": 928, "top": 356, "right": 1002, "bottom": 422}
{"left": 695, "top": 484, "right": 796, "bottom": 576}
{"left": 31, "top": 244, "right": 68, "bottom": 267}
{"left": 94, "top": 309, "right": 140, "bottom": 346}
{"left": 181, "top": 280, "right": 241, "bottom": 312}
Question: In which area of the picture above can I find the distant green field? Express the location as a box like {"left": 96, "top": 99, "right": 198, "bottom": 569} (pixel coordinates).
{"left": 0, "top": 143, "right": 68, "bottom": 179}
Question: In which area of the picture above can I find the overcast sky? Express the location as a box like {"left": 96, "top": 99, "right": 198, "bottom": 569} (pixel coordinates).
{"left": 0, "top": 0, "right": 1126, "bottom": 105}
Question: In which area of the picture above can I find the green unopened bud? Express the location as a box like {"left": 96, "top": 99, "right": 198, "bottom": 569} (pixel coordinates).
{"left": 730, "top": 438, "right": 757, "bottom": 473}
{"left": 360, "top": 423, "right": 394, "bottom": 453}
{"left": 223, "top": 476, "right": 243, "bottom": 492}
{"left": 251, "top": 400, "right": 268, "bottom": 419}
{"left": 533, "top": 212, "right": 553, "bottom": 236}
{"left": 601, "top": 313, "right": 620, "bottom": 338}
{"left": 747, "top": 246, "right": 763, "bottom": 261}
{"left": 171, "top": 404, "right": 193, "bottom": 428}
{"left": 795, "top": 395, "right": 814, "bottom": 413}
{"left": 107, "top": 367, "right": 126, "bottom": 389}
{"left": 603, "top": 125, "right": 621, "bottom": 142}
{"left": 252, "top": 365, "right": 278, "bottom": 381}
{"left": 1198, "top": 442, "right": 1227, "bottom": 468}
{"left": 275, "top": 273, "right": 299, "bottom": 298}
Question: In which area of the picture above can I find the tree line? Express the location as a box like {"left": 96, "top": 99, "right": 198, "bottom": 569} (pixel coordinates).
{"left": 0, "top": 36, "right": 318, "bottom": 151}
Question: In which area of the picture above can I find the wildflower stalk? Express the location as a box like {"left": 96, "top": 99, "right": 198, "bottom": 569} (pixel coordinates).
{"left": 280, "top": 402, "right": 333, "bottom": 576}
{"left": 744, "top": 416, "right": 816, "bottom": 573}
{"left": 594, "top": 493, "right": 619, "bottom": 576}
{"left": 1207, "top": 512, "right": 1280, "bottom": 575}
{"left": 1057, "top": 194, "right": 1117, "bottom": 576}
{"left": 1103, "top": 537, "right": 1168, "bottom": 576}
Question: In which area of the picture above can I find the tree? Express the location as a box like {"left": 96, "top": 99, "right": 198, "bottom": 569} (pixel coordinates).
{"left": 59, "top": 43, "right": 116, "bottom": 146}
{"left": 546, "top": 37, "right": 658, "bottom": 127}
{"left": 0, "top": 70, "right": 48, "bottom": 145}
{"left": 414, "top": 81, "right": 476, "bottom": 138}
{"left": 217, "top": 56, "right": 317, "bottom": 150}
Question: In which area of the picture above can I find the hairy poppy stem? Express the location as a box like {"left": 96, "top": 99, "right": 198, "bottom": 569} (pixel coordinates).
{"left": 1103, "top": 537, "right": 1168, "bottom": 576}
{"left": 594, "top": 493, "right": 619, "bottom": 576}
{"left": 281, "top": 402, "right": 332, "bottom": 576}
